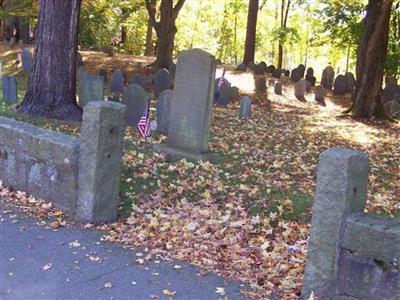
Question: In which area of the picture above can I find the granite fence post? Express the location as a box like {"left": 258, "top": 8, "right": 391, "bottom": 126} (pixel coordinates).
{"left": 77, "top": 101, "right": 126, "bottom": 223}
{"left": 301, "top": 148, "right": 369, "bottom": 299}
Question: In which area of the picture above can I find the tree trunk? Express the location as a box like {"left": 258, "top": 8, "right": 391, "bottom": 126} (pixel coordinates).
{"left": 242, "top": 0, "right": 259, "bottom": 65}
{"left": 145, "top": 0, "right": 186, "bottom": 70}
{"left": 144, "top": 0, "right": 156, "bottom": 56}
{"left": 352, "top": 0, "right": 393, "bottom": 118}
{"left": 18, "top": 0, "right": 82, "bottom": 121}
{"left": 277, "top": 0, "right": 291, "bottom": 69}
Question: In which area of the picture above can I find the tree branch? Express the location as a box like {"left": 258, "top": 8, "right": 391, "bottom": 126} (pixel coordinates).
{"left": 144, "top": 0, "right": 158, "bottom": 27}
{"left": 173, "top": 0, "right": 186, "bottom": 19}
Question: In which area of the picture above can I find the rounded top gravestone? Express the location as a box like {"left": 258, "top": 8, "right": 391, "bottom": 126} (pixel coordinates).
{"left": 290, "top": 68, "right": 302, "bottom": 83}
{"left": 294, "top": 80, "right": 307, "bottom": 100}
{"left": 297, "top": 64, "right": 306, "bottom": 78}
{"left": 236, "top": 63, "right": 247, "bottom": 72}
{"left": 129, "top": 74, "right": 146, "bottom": 88}
{"left": 154, "top": 68, "right": 172, "bottom": 97}
{"left": 255, "top": 76, "right": 267, "bottom": 92}
{"left": 345, "top": 72, "right": 356, "bottom": 93}
{"left": 321, "top": 66, "right": 335, "bottom": 90}
{"left": 272, "top": 69, "right": 282, "bottom": 79}
{"left": 266, "top": 65, "right": 276, "bottom": 74}
{"left": 122, "top": 84, "right": 150, "bottom": 127}
{"left": 110, "top": 69, "right": 125, "bottom": 94}
{"left": 156, "top": 89, "right": 173, "bottom": 134}
{"left": 334, "top": 75, "right": 347, "bottom": 96}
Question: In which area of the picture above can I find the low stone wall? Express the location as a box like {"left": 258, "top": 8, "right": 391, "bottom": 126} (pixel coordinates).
{"left": 302, "top": 148, "right": 400, "bottom": 300}
{"left": 0, "top": 101, "right": 126, "bottom": 223}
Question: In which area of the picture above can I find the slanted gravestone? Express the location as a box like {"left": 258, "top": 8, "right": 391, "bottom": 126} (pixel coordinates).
{"left": 129, "top": 74, "right": 146, "bottom": 88}
{"left": 345, "top": 72, "right": 356, "bottom": 93}
{"left": 1, "top": 75, "right": 18, "bottom": 103}
{"left": 77, "top": 101, "right": 126, "bottom": 224}
{"left": 315, "top": 85, "right": 326, "bottom": 106}
{"left": 321, "top": 66, "right": 335, "bottom": 90}
{"left": 98, "top": 68, "right": 107, "bottom": 81}
{"left": 79, "top": 72, "right": 105, "bottom": 107}
{"left": 21, "top": 48, "right": 33, "bottom": 73}
{"left": 274, "top": 81, "right": 282, "bottom": 95}
{"left": 239, "top": 96, "right": 251, "bottom": 119}
{"left": 110, "top": 69, "right": 125, "bottom": 94}
{"left": 272, "top": 69, "right": 282, "bottom": 79}
{"left": 122, "top": 83, "right": 150, "bottom": 127}
{"left": 236, "top": 63, "right": 247, "bottom": 72}
{"left": 214, "top": 77, "right": 232, "bottom": 106}
{"left": 229, "top": 86, "right": 239, "bottom": 100}
{"left": 156, "top": 89, "right": 173, "bottom": 134}
{"left": 255, "top": 76, "right": 266, "bottom": 92}
{"left": 155, "top": 48, "right": 216, "bottom": 161}
{"left": 334, "top": 75, "right": 347, "bottom": 96}
{"left": 294, "top": 80, "right": 307, "bottom": 101}
{"left": 154, "top": 68, "right": 171, "bottom": 97}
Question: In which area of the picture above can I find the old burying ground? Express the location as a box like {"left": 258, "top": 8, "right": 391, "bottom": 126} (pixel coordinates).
{"left": 1, "top": 44, "right": 400, "bottom": 299}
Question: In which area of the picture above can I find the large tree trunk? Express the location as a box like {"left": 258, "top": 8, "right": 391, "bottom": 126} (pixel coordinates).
{"left": 18, "top": 0, "right": 82, "bottom": 121}
{"left": 145, "top": 0, "right": 185, "bottom": 70}
{"left": 144, "top": 0, "right": 156, "bottom": 56}
{"left": 242, "top": 0, "right": 259, "bottom": 65}
{"left": 277, "top": 0, "right": 291, "bottom": 69}
{"left": 352, "top": 0, "right": 393, "bottom": 118}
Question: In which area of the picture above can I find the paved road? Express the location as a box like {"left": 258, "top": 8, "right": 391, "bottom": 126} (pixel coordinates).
{"left": 0, "top": 209, "right": 246, "bottom": 300}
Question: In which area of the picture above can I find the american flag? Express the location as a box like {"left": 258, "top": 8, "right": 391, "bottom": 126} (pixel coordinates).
{"left": 137, "top": 105, "right": 150, "bottom": 138}
{"left": 214, "top": 69, "right": 226, "bottom": 101}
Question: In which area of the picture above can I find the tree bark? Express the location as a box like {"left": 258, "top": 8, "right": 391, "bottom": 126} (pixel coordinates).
{"left": 144, "top": 0, "right": 156, "bottom": 56}
{"left": 242, "top": 0, "right": 259, "bottom": 65}
{"left": 18, "top": 0, "right": 82, "bottom": 121}
{"left": 352, "top": 0, "right": 393, "bottom": 118}
{"left": 277, "top": 0, "right": 291, "bottom": 69}
{"left": 145, "top": 0, "right": 186, "bottom": 69}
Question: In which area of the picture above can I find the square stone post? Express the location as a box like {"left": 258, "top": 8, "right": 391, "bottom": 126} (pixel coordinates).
{"left": 77, "top": 101, "right": 126, "bottom": 223}
{"left": 301, "top": 148, "right": 369, "bottom": 299}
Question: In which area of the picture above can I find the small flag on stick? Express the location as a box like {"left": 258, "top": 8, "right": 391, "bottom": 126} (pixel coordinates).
{"left": 214, "top": 69, "right": 226, "bottom": 101}
{"left": 137, "top": 104, "right": 150, "bottom": 138}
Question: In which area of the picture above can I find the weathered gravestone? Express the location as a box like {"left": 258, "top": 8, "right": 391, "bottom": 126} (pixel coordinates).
{"left": 21, "top": 48, "right": 33, "bottom": 73}
{"left": 155, "top": 49, "right": 216, "bottom": 161}
{"left": 383, "top": 80, "right": 400, "bottom": 103}
{"left": 214, "top": 77, "right": 232, "bottom": 106}
{"left": 247, "top": 62, "right": 257, "bottom": 72}
{"left": 305, "top": 80, "right": 312, "bottom": 92}
{"left": 334, "top": 75, "right": 347, "bottom": 96}
{"left": 384, "top": 94, "right": 400, "bottom": 118}
{"left": 283, "top": 69, "right": 290, "bottom": 77}
{"left": 156, "top": 89, "right": 173, "bottom": 134}
{"left": 254, "top": 62, "right": 266, "bottom": 75}
{"left": 290, "top": 68, "right": 302, "bottom": 83}
{"left": 345, "top": 72, "right": 356, "bottom": 93}
{"left": 122, "top": 84, "right": 150, "bottom": 127}
{"left": 1, "top": 75, "right": 18, "bottom": 103}
{"left": 129, "top": 74, "right": 146, "bottom": 88}
{"left": 294, "top": 80, "right": 307, "bottom": 101}
{"left": 98, "top": 68, "right": 107, "bottom": 81}
{"left": 255, "top": 76, "right": 266, "bottom": 92}
{"left": 236, "top": 63, "right": 247, "bottom": 72}
{"left": 77, "top": 101, "right": 127, "bottom": 224}
{"left": 274, "top": 81, "right": 282, "bottom": 95}
{"left": 266, "top": 65, "right": 276, "bottom": 74}
{"left": 306, "top": 67, "right": 316, "bottom": 86}
{"left": 79, "top": 72, "right": 104, "bottom": 107}
{"left": 239, "top": 96, "right": 251, "bottom": 119}
{"left": 154, "top": 68, "right": 171, "bottom": 97}
{"left": 314, "top": 85, "right": 325, "bottom": 105}
{"left": 297, "top": 64, "right": 306, "bottom": 78}
{"left": 321, "top": 66, "right": 335, "bottom": 90}
{"left": 110, "top": 69, "right": 125, "bottom": 94}
{"left": 271, "top": 69, "right": 282, "bottom": 79}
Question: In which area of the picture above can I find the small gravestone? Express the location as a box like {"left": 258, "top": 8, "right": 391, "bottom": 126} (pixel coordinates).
{"left": 239, "top": 96, "right": 252, "bottom": 119}
{"left": 98, "top": 68, "right": 107, "bottom": 81}
{"left": 334, "top": 75, "right": 347, "bottom": 96}
{"left": 110, "top": 69, "right": 125, "bottom": 94}
{"left": 290, "top": 68, "right": 302, "bottom": 83}
{"left": 283, "top": 70, "right": 290, "bottom": 77}
{"left": 155, "top": 48, "right": 216, "bottom": 161}
{"left": 154, "top": 68, "right": 171, "bottom": 97}
{"left": 266, "top": 65, "right": 276, "bottom": 74}
{"left": 306, "top": 67, "right": 314, "bottom": 77}
{"left": 122, "top": 84, "right": 150, "bottom": 127}
{"left": 77, "top": 52, "right": 84, "bottom": 66}
{"left": 315, "top": 85, "right": 326, "bottom": 106}
{"left": 274, "top": 81, "right": 282, "bottom": 95}
{"left": 247, "top": 62, "right": 257, "bottom": 72}
{"left": 156, "top": 89, "right": 173, "bottom": 134}
{"left": 21, "top": 48, "right": 33, "bottom": 73}
{"left": 306, "top": 67, "right": 316, "bottom": 86}
{"left": 8, "top": 37, "right": 16, "bottom": 48}
{"left": 1, "top": 75, "right": 18, "bottom": 103}
{"left": 237, "top": 63, "right": 247, "bottom": 72}
{"left": 214, "top": 77, "right": 232, "bottom": 106}
{"left": 229, "top": 86, "right": 239, "bottom": 100}
{"left": 345, "top": 72, "right": 356, "bottom": 93}
{"left": 129, "top": 74, "right": 146, "bottom": 88}
{"left": 297, "top": 64, "right": 306, "bottom": 78}
{"left": 255, "top": 76, "right": 266, "bottom": 92}
{"left": 272, "top": 69, "right": 282, "bottom": 79}
{"left": 254, "top": 62, "right": 266, "bottom": 75}
{"left": 321, "top": 66, "right": 335, "bottom": 90}
{"left": 79, "top": 72, "right": 104, "bottom": 107}
{"left": 294, "top": 79, "right": 307, "bottom": 101}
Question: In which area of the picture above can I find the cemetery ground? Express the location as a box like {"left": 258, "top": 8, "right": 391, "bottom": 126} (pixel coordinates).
{"left": 1, "top": 45, "right": 400, "bottom": 299}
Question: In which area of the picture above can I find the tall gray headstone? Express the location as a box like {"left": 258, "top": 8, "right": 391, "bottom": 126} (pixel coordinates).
{"left": 321, "top": 66, "right": 335, "bottom": 90}
{"left": 1, "top": 75, "right": 18, "bottom": 103}
{"left": 294, "top": 80, "right": 307, "bottom": 100}
{"left": 156, "top": 49, "right": 216, "bottom": 161}
{"left": 239, "top": 96, "right": 251, "bottom": 119}
{"left": 156, "top": 89, "right": 173, "bottom": 134}
{"left": 345, "top": 72, "right": 356, "bottom": 93}
{"left": 154, "top": 68, "right": 171, "bottom": 97}
{"left": 110, "top": 69, "right": 125, "bottom": 94}
{"left": 315, "top": 85, "right": 325, "bottom": 103}
{"left": 274, "top": 82, "right": 282, "bottom": 95}
{"left": 77, "top": 101, "right": 127, "bottom": 224}
{"left": 302, "top": 149, "right": 369, "bottom": 299}
{"left": 255, "top": 76, "right": 266, "bottom": 92}
{"left": 334, "top": 75, "right": 347, "bottom": 96}
{"left": 79, "top": 72, "right": 104, "bottom": 108}
{"left": 21, "top": 48, "right": 33, "bottom": 73}
{"left": 122, "top": 84, "right": 150, "bottom": 127}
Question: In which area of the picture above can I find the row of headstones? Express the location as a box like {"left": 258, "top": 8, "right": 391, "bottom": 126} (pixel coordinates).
{"left": 383, "top": 77, "right": 400, "bottom": 117}
{"left": 237, "top": 62, "right": 290, "bottom": 79}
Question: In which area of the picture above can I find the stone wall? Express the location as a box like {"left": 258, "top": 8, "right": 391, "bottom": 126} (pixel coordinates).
{"left": 0, "top": 101, "right": 126, "bottom": 223}
{"left": 302, "top": 148, "right": 400, "bottom": 300}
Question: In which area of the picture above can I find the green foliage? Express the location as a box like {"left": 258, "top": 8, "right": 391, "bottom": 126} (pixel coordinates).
{"left": 271, "top": 26, "right": 299, "bottom": 47}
